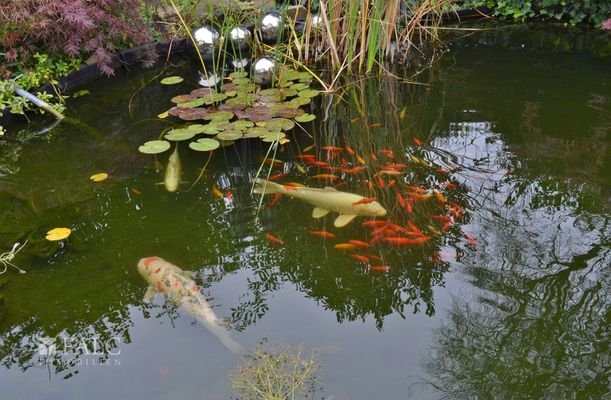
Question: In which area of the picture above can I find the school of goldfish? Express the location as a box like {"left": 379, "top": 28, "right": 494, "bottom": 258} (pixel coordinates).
{"left": 253, "top": 133, "right": 475, "bottom": 272}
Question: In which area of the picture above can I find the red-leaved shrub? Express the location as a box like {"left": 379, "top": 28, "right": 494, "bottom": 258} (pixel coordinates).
{"left": 0, "top": 0, "right": 158, "bottom": 78}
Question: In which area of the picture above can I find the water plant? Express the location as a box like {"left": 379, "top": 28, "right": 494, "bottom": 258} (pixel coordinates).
{"left": 230, "top": 343, "right": 320, "bottom": 400}
{"left": 0, "top": 241, "right": 27, "bottom": 275}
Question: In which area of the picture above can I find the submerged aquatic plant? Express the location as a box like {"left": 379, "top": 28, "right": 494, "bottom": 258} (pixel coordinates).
{"left": 230, "top": 343, "right": 320, "bottom": 400}
{"left": 0, "top": 241, "right": 27, "bottom": 275}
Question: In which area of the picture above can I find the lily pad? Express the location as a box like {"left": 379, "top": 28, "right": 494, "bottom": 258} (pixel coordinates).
{"left": 161, "top": 76, "right": 184, "bottom": 85}
{"left": 189, "top": 138, "right": 220, "bottom": 152}
{"left": 202, "top": 111, "right": 234, "bottom": 121}
{"left": 46, "top": 227, "right": 72, "bottom": 241}
{"left": 298, "top": 89, "right": 319, "bottom": 98}
{"left": 191, "top": 87, "right": 216, "bottom": 97}
{"left": 187, "top": 124, "right": 208, "bottom": 133}
{"left": 165, "top": 129, "right": 196, "bottom": 141}
{"left": 290, "top": 83, "right": 309, "bottom": 91}
{"left": 171, "top": 94, "right": 197, "bottom": 104}
{"left": 216, "top": 131, "right": 243, "bottom": 140}
{"left": 290, "top": 97, "right": 312, "bottom": 106}
{"left": 295, "top": 113, "right": 316, "bottom": 123}
{"left": 232, "top": 120, "right": 254, "bottom": 129}
{"left": 201, "top": 125, "right": 221, "bottom": 135}
{"left": 258, "top": 118, "right": 295, "bottom": 131}
{"left": 90, "top": 172, "right": 108, "bottom": 182}
{"left": 243, "top": 126, "right": 270, "bottom": 138}
{"left": 261, "top": 131, "right": 286, "bottom": 142}
{"left": 201, "top": 93, "right": 228, "bottom": 105}
{"left": 177, "top": 98, "right": 206, "bottom": 108}
{"left": 139, "top": 140, "right": 171, "bottom": 154}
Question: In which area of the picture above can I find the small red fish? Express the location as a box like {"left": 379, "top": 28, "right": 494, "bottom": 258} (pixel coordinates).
{"left": 370, "top": 266, "right": 391, "bottom": 272}
{"left": 348, "top": 240, "right": 371, "bottom": 248}
{"left": 362, "top": 220, "right": 389, "bottom": 228}
{"left": 321, "top": 146, "right": 342, "bottom": 151}
{"left": 407, "top": 220, "right": 424, "bottom": 235}
{"left": 295, "top": 154, "right": 316, "bottom": 160}
{"left": 334, "top": 181, "right": 347, "bottom": 189}
{"left": 352, "top": 197, "right": 376, "bottom": 206}
{"left": 350, "top": 254, "right": 370, "bottom": 263}
{"left": 310, "top": 174, "right": 339, "bottom": 181}
{"left": 464, "top": 233, "right": 477, "bottom": 247}
{"left": 376, "top": 175, "right": 385, "bottom": 188}
{"left": 378, "top": 149, "right": 394, "bottom": 159}
{"left": 382, "top": 236, "right": 431, "bottom": 246}
{"left": 368, "top": 123, "right": 382, "bottom": 128}
{"left": 131, "top": 188, "right": 142, "bottom": 196}
{"left": 412, "top": 137, "right": 422, "bottom": 146}
{"left": 308, "top": 161, "right": 330, "bottom": 167}
{"left": 342, "top": 166, "right": 365, "bottom": 174}
{"left": 269, "top": 173, "right": 288, "bottom": 181}
{"left": 269, "top": 192, "right": 282, "bottom": 206}
{"left": 370, "top": 152, "right": 379, "bottom": 161}
{"left": 212, "top": 185, "right": 223, "bottom": 199}
{"left": 308, "top": 230, "right": 336, "bottom": 239}
{"left": 387, "top": 179, "right": 397, "bottom": 189}
{"left": 266, "top": 233, "right": 285, "bottom": 245}
{"left": 362, "top": 253, "right": 383, "bottom": 262}
{"left": 344, "top": 146, "right": 355, "bottom": 155}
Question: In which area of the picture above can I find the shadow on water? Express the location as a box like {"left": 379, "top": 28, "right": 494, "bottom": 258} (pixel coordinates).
{"left": 0, "top": 24, "right": 608, "bottom": 399}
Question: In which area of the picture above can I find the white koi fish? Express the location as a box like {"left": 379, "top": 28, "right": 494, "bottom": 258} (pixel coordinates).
{"left": 137, "top": 256, "right": 243, "bottom": 354}
{"left": 164, "top": 146, "right": 181, "bottom": 192}
{"left": 252, "top": 179, "right": 387, "bottom": 227}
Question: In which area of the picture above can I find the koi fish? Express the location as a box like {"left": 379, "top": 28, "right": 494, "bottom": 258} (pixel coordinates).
{"left": 352, "top": 197, "right": 376, "bottom": 206}
{"left": 137, "top": 257, "right": 243, "bottom": 353}
{"left": 253, "top": 179, "right": 387, "bottom": 227}
{"left": 164, "top": 146, "right": 182, "bottom": 192}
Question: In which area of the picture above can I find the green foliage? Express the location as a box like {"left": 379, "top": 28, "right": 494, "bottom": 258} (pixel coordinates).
{"left": 460, "top": 0, "right": 611, "bottom": 26}
{"left": 0, "top": 53, "right": 80, "bottom": 117}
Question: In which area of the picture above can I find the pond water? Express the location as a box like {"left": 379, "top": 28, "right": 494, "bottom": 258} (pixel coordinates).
{"left": 0, "top": 25, "right": 609, "bottom": 399}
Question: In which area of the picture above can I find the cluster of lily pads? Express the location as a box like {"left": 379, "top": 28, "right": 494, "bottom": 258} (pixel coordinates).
{"left": 139, "top": 69, "right": 319, "bottom": 155}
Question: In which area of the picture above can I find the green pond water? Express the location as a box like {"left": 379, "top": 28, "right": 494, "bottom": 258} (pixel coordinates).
{"left": 0, "top": 25, "right": 609, "bottom": 399}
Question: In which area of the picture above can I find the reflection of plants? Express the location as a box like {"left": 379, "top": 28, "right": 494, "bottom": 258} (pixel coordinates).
{"left": 230, "top": 343, "right": 320, "bottom": 400}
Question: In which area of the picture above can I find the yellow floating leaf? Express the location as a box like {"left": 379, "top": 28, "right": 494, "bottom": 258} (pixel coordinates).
{"left": 90, "top": 172, "right": 108, "bottom": 182}
{"left": 157, "top": 111, "right": 169, "bottom": 119}
{"left": 46, "top": 227, "right": 72, "bottom": 241}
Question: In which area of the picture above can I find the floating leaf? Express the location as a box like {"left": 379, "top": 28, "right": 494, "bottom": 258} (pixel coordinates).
{"left": 217, "top": 131, "right": 243, "bottom": 140}
{"left": 261, "top": 131, "right": 286, "bottom": 142}
{"left": 201, "top": 93, "right": 228, "bottom": 105}
{"left": 171, "top": 94, "right": 197, "bottom": 104}
{"left": 290, "top": 97, "right": 312, "bottom": 106}
{"left": 232, "top": 120, "right": 254, "bottom": 129}
{"left": 177, "top": 98, "right": 206, "bottom": 108}
{"left": 298, "top": 89, "right": 319, "bottom": 98}
{"left": 258, "top": 118, "right": 295, "bottom": 131}
{"left": 217, "top": 139, "right": 236, "bottom": 147}
{"left": 46, "top": 227, "right": 72, "bottom": 241}
{"left": 291, "top": 83, "right": 309, "bottom": 91}
{"left": 189, "top": 138, "right": 220, "bottom": 152}
{"left": 139, "top": 140, "right": 171, "bottom": 154}
{"left": 243, "top": 127, "right": 270, "bottom": 138}
{"left": 273, "top": 108, "right": 305, "bottom": 119}
{"left": 161, "top": 76, "right": 184, "bottom": 85}
{"left": 203, "top": 111, "right": 234, "bottom": 121}
{"left": 295, "top": 113, "right": 316, "bottom": 123}
{"left": 165, "top": 129, "right": 196, "bottom": 141}
{"left": 191, "top": 87, "right": 216, "bottom": 97}
{"left": 187, "top": 124, "right": 208, "bottom": 133}
{"left": 201, "top": 125, "right": 221, "bottom": 135}
{"left": 90, "top": 172, "right": 108, "bottom": 182}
